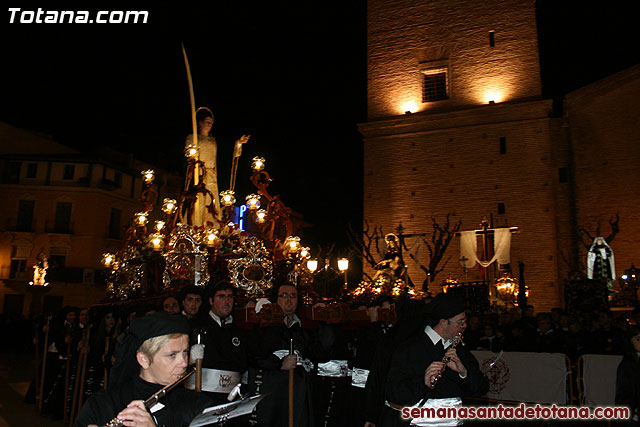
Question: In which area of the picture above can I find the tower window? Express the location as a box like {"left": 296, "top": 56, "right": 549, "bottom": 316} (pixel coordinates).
{"left": 420, "top": 60, "right": 450, "bottom": 103}
{"left": 500, "top": 136, "right": 506, "bottom": 154}
{"left": 498, "top": 203, "right": 505, "bottom": 215}
{"left": 422, "top": 68, "right": 449, "bottom": 102}
{"left": 489, "top": 31, "right": 495, "bottom": 48}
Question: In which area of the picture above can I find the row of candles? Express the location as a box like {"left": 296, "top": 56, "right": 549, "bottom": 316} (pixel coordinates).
{"left": 107, "top": 160, "right": 351, "bottom": 287}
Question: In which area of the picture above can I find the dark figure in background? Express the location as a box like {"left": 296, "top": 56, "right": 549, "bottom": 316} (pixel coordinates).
{"left": 588, "top": 310, "right": 626, "bottom": 355}
{"left": 312, "top": 313, "right": 354, "bottom": 427}
{"left": 247, "top": 283, "right": 333, "bottom": 427}
{"left": 74, "top": 311, "right": 213, "bottom": 427}
{"left": 350, "top": 296, "right": 395, "bottom": 427}
{"left": 382, "top": 293, "right": 488, "bottom": 426}
{"left": 363, "top": 299, "right": 427, "bottom": 427}
{"left": 464, "top": 315, "right": 482, "bottom": 351}
{"left": 477, "top": 323, "right": 504, "bottom": 353}
{"left": 87, "top": 309, "right": 119, "bottom": 394}
{"left": 41, "top": 306, "right": 76, "bottom": 419}
{"left": 161, "top": 296, "right": 180, "bottom": 315}
{"left": 178, "top": 285, "right": 204, "bottom": 320}
{"left": 615, "top": 326, "right": 640, "bottom": 426}
{"left": 534, "top": 313, "right": 562, "bottom": 353}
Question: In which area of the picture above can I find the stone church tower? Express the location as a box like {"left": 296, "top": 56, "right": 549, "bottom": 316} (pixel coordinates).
{"left": 360, "top": 0, "right": 572, "bottom": 310}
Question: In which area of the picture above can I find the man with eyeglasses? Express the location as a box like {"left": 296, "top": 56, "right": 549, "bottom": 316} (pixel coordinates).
{"left": 248, "top": 283, "right": 333, "bottom": 427}
{"left": 383, "top": 293, "right": 488, "bottom": 426}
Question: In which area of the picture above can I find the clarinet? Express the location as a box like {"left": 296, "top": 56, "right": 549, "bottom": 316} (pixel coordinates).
{"left": 100, "top": 367, "right": 196, "bottom": 427}
{"left": 428, "top": 327, "right": 465, "bottom": 389}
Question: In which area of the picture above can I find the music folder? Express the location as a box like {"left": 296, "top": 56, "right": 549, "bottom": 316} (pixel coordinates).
{"left": 189, "top": 394, "right": 265, "bottom": 426}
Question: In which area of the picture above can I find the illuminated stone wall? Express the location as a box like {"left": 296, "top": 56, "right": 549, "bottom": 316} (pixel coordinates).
{"left": 367, "top": 0, "right": 542, "bottom": 119}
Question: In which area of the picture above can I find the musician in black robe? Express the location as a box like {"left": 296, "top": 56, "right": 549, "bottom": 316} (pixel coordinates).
{"left": 73, "top": 311, "right": 213, "bottom": 427}
{"left": 382, "top": 293, "right": 488, "bottom": 426}
{"left": 247, "top": 283, "right": 333, "bottom": 427}
{"left": 188, "top": 282, "right": 249, "bottom": 406}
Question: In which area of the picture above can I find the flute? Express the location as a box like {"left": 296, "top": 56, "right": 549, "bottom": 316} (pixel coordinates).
{"left": 428, "top": 327, "right": 465, "bottom": 389}
{"left": 100, "top": 367, "right": 196, "bottom": 427}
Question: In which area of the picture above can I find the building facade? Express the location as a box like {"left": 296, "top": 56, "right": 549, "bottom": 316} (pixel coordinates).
{"left": 0, "top": 122, "right": 179, "bottom": 316}
{"left": 360, "top": 0, "right": 639, "bottom": 310}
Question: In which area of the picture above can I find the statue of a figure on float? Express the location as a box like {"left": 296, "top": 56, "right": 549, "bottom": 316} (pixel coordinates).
{"left": 183, "top": 107, "right": 249, "bottom": 227}
{"left": 587, "top": 236, "right": 616, "bottom": 291}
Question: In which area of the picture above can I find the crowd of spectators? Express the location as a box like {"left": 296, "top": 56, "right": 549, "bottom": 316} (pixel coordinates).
{"left": 463, "top": 305, "right": 631, "bottom": 362}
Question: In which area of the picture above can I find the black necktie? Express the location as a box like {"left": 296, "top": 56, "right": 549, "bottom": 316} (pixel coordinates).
{"left": 435, "top": 340, "right": 445, "bottom": 355}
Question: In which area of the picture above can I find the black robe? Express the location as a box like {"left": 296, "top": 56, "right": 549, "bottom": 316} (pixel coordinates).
{"left": 73, "top": 375, "right": 213, "bottom": 427}
{"left": 247, "top": 319, "right": 332, "bottom": 427}
{"left": 382, "top": 331, "right": 488, "bottom": 426}
{"left": 194, "top": 315, "right": 250, "bottom": 405}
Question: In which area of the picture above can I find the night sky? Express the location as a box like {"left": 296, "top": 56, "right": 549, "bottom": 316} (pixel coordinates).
{"left": 2, "top": 1, "right": 638, "bottom": 251}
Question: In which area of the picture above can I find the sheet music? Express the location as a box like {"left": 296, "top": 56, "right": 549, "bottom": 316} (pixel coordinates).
{"left": 189, "top": 395, "right": 265, "bottom": 426}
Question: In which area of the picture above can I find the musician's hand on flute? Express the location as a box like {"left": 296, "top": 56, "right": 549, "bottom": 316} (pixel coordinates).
{"left": 444, "top": 348, "right": 467, "bottom": 376}
{"left": 424, "top": 361, "right": 444, "bottom": 385}
{"left": 115, "top": 400, "right": 156, "bottom": 427}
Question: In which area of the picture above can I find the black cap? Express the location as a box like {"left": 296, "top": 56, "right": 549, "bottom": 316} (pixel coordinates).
{"left": 109, "top": 311, "right": 189, "bottom": 387}
{"left": 425, "top": 293, "right": 465, "bottom": 326}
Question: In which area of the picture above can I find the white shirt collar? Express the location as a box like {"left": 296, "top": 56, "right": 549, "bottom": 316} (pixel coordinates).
{"left": 285, "top": 314, "right": 301, "bottom": 328}
{"left": 209, "top": 310, "right": 233, "bottom": 327}
{"left": 424, "top": 325, "right": 452, "bottom": 349}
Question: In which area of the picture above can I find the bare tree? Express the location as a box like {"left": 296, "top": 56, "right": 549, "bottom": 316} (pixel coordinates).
{"left": 347, "top": 220, "right": 385, "bottom": 281}
{"left": 578, "top": 213, "right": 620, "bottom": 249}
{"left": 404, "top": 214, "right": 462, "bottom": 287}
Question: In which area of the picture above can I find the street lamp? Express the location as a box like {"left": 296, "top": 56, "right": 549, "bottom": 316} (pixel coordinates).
{"left": 306, "top": 259, "right": 318, "bottom": 273}
{"left": 337, "top": 258, "right": 349, "bottom": 290}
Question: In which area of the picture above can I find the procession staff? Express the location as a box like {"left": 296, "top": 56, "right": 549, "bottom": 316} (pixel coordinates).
{"left": 74, "top": 311, "right": 213, "bottom": 427}
{"left": 383, "top": 293, "right": 488, "bottom": 426}
{"left": 37, "top": 315, "right": 52, "bottom": 411}
{"left": 63, "top": 312, "right": 75, "bottom": 424}
{"left": 70, "top": 323, "right": 91, "bottom": 426}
